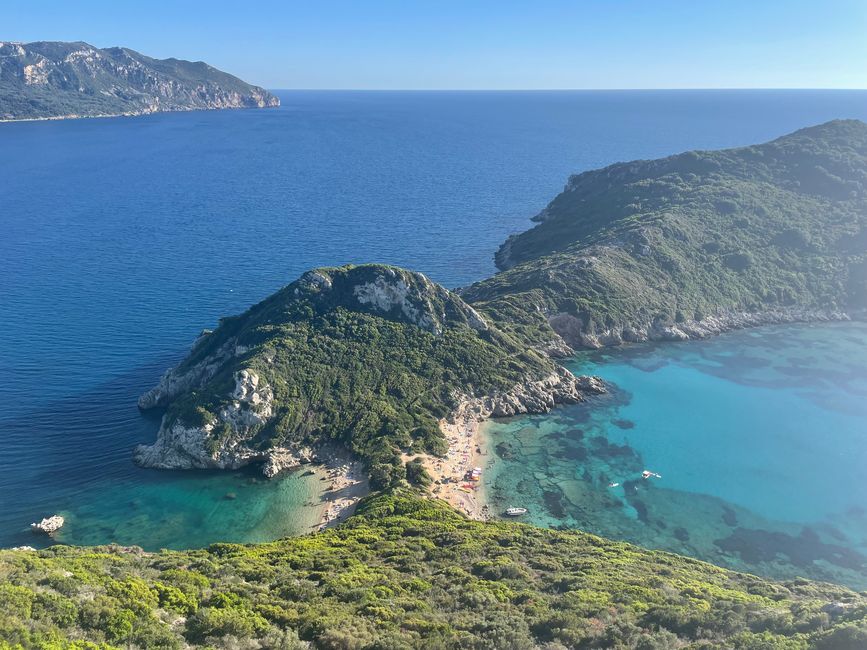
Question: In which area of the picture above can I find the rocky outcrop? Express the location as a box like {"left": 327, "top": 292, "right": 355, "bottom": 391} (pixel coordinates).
{"left": 296, "top": 265, "right": 490, "bottom": 335}
{"left": 31, "top": 515, "right": 64, "bottom": 534}
{"left": 135, "top": 369, "right": 289, "bottom": 473}
{"left": 549, "top": 307, "right": 854, "bottom": 349}
{"left": 449, "top": 366, "right": 605, "bottom": 423}
{"left": 138, "top": 336, "right": 242, "bottom": 409}
{"left": 353, "top": 272, "right": 488, "bottom": 335}
{"left": 0, "top": 41, "right": 279, "bottom": 121}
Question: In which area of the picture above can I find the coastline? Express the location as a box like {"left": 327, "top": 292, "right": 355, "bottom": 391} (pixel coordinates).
{"left": 419, "top": 415, "right": 492, "bottom": 521}
{"left": 551, "top": 308, "right": 860, "bottom": 350}
{"left": 0, "top": 104, "right": 280, "bottom": 124}
{"left": 310, "top": 449, "right": 369, "bottom": 531}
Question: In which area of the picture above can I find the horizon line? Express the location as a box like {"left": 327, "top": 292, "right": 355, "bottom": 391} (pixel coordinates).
{"left": 267, "top": 87, "right": 867, "bottom": 92}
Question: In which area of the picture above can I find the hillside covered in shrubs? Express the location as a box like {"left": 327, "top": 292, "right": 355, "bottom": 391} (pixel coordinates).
{"left": 464, "top": 120, "right": 867, "bottom": 348}
{"left": 4, "top": 492, "right": 867, "bottom": 649}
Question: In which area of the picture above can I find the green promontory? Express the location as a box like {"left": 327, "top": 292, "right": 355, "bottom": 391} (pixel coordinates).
{"left": 463, "top": 120, "right": 867, "bottom": 348}
{"left": 0, "top": 41, "right": 278, "bottom": 121}
{"left": 135, "top": 264, "right": 596, "bottom": 487}
{"left": 3, "top": 492, "right": 867, "bottom": 649}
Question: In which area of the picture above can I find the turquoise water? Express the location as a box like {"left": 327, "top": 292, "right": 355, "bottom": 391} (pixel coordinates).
{"left": 47, "top": 467, "right": 325, "bottom": 550}
{"left": 3, "top": 90, "right": 867, "bottom": 550}
{"left": 483, "top": 323, "right": 867, "bottom": 588}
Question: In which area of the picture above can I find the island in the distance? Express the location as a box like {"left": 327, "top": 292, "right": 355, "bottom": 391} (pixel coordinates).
{"left": 0, "top": 41, "right": 279, "bottom": 121}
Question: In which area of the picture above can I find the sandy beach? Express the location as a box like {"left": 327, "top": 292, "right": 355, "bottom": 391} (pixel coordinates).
{"left": 312, "top": 450, "right": 369, "bottom": 530}
{"left": 309, "top": 412, "right": 496, "bottom": 530}
{"left": 414, "top": 415, "right": 493, "bottom": 521}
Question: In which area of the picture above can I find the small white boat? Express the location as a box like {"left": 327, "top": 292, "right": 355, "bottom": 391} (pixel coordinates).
{"left": 504, "top": 507, "right": 528, "bottom": 517}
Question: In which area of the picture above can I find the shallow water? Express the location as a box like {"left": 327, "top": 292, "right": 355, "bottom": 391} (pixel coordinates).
{"left": 483, "top": 323, "right": 867, "bottom": 588}
{"left": 3, "top": 90, "right": 867, "bottom": 550}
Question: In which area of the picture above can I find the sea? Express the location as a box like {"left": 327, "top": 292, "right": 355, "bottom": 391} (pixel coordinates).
{"left": 2, "top": 91, "right": 867, "bottom": 582}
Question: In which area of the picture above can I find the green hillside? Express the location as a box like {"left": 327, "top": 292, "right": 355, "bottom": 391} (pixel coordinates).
{"left": 3, "top": 492, "right": 867, "bottom": 650}
{"left": 463, "top": 120, "right": 867, "bottom": 348}
{"left": 0, "top": 41, "right": 278, "bottom": 120}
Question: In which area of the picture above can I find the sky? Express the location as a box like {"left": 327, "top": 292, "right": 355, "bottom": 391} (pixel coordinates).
{"left": 5, "top": 1, "right": 867, "bottom": 90}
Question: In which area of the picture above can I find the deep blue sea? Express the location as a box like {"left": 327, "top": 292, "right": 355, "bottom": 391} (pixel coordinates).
{"left": 2, "top": 91, "right": 867, "bottom": 566}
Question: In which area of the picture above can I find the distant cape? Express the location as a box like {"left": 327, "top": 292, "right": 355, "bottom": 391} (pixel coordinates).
{"left": 0, "top": 41, "right": 279, "bottom": 121}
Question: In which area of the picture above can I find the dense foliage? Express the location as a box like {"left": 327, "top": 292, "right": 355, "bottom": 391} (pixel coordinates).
{"left": 0, "top": 41, "right": 278, "bottom": 120}
{"left": 3, "top": 492, "right": 867, "bottom": 650}
{"left": 156, "top": 265, "right": 555, "bottom": 487}
{"left": 463, "top": 120, "right": 867, "bottom": 346}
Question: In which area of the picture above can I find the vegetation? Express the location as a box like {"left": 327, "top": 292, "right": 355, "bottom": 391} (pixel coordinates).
{"left": 0, "top": 41, "right": 278, "bottom": 120}
{"left": 3, "top": 491, "right": 867, "bottom": 649}
{"left": 463, "top": 120, "right": 867, "bottom": 346}
{"left": 151, "top": 264, "right": 556, "bottom": 487}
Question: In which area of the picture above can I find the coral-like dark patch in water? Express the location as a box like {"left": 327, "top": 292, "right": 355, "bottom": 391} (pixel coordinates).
{"left": 715, "top": 527, "right": 867, "bottom": 571}
{"left": 543, "top": 490, "right": 566, "bottom": 518}
{"left": 722, "top": 506, "right": 738, "bottom": 528}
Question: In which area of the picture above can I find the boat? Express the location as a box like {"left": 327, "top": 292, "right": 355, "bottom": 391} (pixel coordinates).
{"left": 504, "top": 507, "right": 528, "bottom": 517}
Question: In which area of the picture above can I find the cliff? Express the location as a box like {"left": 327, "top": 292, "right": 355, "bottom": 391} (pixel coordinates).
{"left": 0, "top": 41, "right": 279, "bottom": 120}
{"left": 463, "top": 120, "right": 867, "bottom": 349}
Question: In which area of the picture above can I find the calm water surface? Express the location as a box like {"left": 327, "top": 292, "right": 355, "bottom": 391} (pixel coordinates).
{"left": 484, "top": 323, "right": 867, "bottom": 587}
{"left": 1, "top": 90, "right": 866, "bottom": 552}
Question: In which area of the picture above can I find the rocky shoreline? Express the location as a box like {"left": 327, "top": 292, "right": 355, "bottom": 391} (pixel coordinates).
{"left": 548, "top": 307, "right": 858, "bottom": 350}
{"left": 420, "top": 367, "right": 606, "bottom": 520}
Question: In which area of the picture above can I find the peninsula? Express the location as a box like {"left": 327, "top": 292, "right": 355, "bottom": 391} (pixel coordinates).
{"left": 0, "top": 41, "right": 279, "bottom": 121}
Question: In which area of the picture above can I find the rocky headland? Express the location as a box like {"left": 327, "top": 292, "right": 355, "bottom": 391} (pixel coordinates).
{"left": 465, "top": 119, "right": 867, "bottom": 350}
{"left": 0, "top": 41, "right": 279, "bottom": 121}
{"left": 135, "top": 264, "right": 603, "bottom": 505}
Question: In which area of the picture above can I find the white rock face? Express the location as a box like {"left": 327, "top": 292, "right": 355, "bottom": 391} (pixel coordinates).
{"left": 450, "top": 366, "right": 606, "bottom": 423}
{"left": 354, "top": 275, "right": 440, "bottom": 332}
{"left": 220, "top": 369, "right": 275, "bottom": 430}
{"left": 549, "top": 307, "right": 853, "bottom": 349}
{"left": 134, "top": 369, "right": 278, "bottom": 472}
{"left": 352, "top": 268, "right": 488, "bottom": 335}
{"left": 31, "top": 515, "right": 64, "bottom": 534}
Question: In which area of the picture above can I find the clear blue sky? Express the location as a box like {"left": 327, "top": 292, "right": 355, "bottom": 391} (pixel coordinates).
{"left": 5, "top": 0, "right": 867, "bottom": 89}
